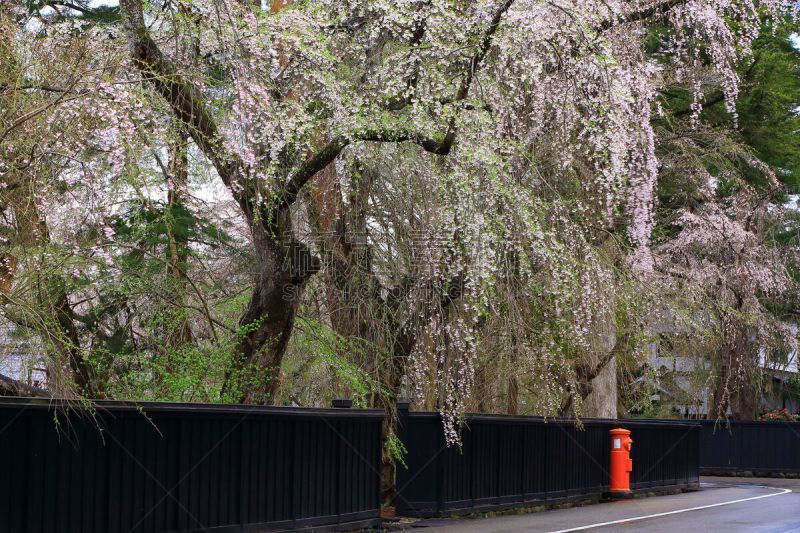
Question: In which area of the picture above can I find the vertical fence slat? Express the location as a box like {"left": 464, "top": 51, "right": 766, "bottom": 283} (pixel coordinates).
{"left": 0, "top": 399, "right": 382, "bottom": 533}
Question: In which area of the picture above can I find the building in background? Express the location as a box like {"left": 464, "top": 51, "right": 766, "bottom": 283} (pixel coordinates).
{"left": 0, "top": 321, "right": 47, "bottom": 390}
{"left": 647, "top": 322, "right": 799, "bottom": 418}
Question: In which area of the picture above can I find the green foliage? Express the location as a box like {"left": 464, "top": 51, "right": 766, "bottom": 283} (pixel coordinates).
{"left": 736, "top": 24, "right": 800, "bottom": 193}
{"left": 102, "top": 339, "right": 234, "bottom": 402}
{"left": 658, "top": 20, "right": 800, "bottom": 194}
{"left": 216, "top": 318, "right": 271, "bottom": 404}
{"left": 113, "top": 200, "right": 231, "bottom": 268}
{"left": 281, "top": 317, "right": 390, "bottom": 408}
{"left": 386, "top": 431, "right": 408, "bottom": 469}
{"left": 777, "top": 374, "right": 800, "bottom": 405}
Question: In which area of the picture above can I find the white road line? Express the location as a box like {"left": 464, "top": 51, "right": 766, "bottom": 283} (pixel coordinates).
{"left": 548, "top": 485, "right": 793, "bottom": 532}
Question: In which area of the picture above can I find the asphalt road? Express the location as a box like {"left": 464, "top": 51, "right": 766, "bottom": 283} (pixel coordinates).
{"left": 419, "top": 477, "right": 800, "bottom": 532}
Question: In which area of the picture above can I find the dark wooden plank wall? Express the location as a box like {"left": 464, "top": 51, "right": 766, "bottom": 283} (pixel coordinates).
{"left": 0, "top": 399, "right": 383, "bottom": 533}
{"left": 395, "top": 411, "right": 700, "bottom": 517}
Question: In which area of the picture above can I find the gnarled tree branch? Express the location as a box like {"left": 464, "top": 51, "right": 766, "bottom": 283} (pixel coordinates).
{"left": 0, "top": 373, "right": 51, "bottom": 398}
{"left": 118, "top": 0, "right": 259, "bottom": 223}
{"left": 281, "top": 0, "right": 692, "bottom": 210}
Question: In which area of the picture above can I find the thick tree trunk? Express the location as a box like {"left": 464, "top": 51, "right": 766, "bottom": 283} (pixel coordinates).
{"left": 0, "top": 177, "right": 100, "bottom": 397}
{"left": 582, "top": 356, "right": 617, "bottom": 418}
{"left": 221, "top": 214, "right": 315, "bottom": 404}
{"left": 506, "top": 374, "right": 519, "bottom": 415}
{"left": 52, "top": 287, "right": 99, "bottom": 397}
{"left": 708, "top": 331, "right": 756, "bottom": 420}
{"left": 308, "top": 164, "right": 411, "bottom": 505}
{"left": 506, "top": 337, "right": 520, "bottom": 415}
{"left": 579, "top": 312, "right": 619, "bottom": 418}
{"left": 561, "top": 332, "right": 625, "bottom": 417}
{"left": 378, "top": 334, "right": 418, "bottom": 508}
{"left": 708, "top": 364, "right": 730, "bottom": 420}
{"left": 730, "top": 382, "right": 759, "bottom": 420}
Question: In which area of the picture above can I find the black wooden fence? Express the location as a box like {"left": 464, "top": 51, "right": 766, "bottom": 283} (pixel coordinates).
{"left": 699, "top": 419, "right": 800, "bottom": 475}
{"left": 0, "top": 396, "right": 710, "bottom": 530}
{"left": 0, "top": 398, "right": 383, "bottom": 533}
{"left": 395, "top": 409, "right": 700, "bottom": 517}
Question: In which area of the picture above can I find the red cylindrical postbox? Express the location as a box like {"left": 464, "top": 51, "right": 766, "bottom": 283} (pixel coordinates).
{"left": 609, "top": 428, "right": 633, "bottom": 493}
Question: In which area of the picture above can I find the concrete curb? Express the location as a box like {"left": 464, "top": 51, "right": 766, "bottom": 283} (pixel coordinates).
{"left": 379, "top": 484, "right": 700, "bottom": 530}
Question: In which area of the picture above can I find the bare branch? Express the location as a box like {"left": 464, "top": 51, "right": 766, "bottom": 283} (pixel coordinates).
{"left": 0, "top": 373, "right": 52, "bottom": 398}
{"left": 47, "top": 1, "right": 96, "bottom": 16}
{"left": 278, "top": 128, "right": 447, "bottom": 210}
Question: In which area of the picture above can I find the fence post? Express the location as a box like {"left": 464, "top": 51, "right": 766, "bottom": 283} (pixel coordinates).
{"left": 332, "top": 398, "right": 351, "bottom": 523}
{"left": 332, "top": 398, "right": 353, "bottom": 408}
{"left": 396, "top": 400, "right": 410, "bottom": 432}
